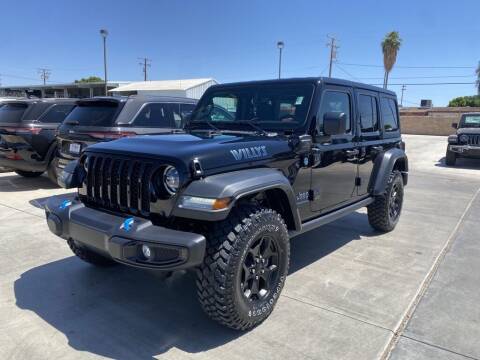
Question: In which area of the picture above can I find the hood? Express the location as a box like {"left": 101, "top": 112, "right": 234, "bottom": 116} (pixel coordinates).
{"left": 86, "top": 131, "right": 293, "bottom": 174}
{"left": 457, "top": 127, "right": 480, "bottom": 135}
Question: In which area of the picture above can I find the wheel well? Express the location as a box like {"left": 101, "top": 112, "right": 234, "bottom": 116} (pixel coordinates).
{"left": 393, "top": 157, "right": 408, "bottom": 184}
{"left": 262, "top": 189, "right": 296, "bottom": 230}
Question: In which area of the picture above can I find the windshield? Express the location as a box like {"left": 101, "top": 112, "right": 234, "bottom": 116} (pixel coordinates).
{"left": 190, "top": 83, "right": 314, "bottom": 131}
{"left": 63, "top": 101, "right": 119, "bottom": 127}
{"left": 460, "top": 115, "right": 480, "bottom": 128}
{"left": 0, "top": 103, "right": 28, "bottom": 123}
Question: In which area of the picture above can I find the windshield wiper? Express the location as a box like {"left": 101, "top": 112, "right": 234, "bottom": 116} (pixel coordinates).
{"left": 188, "top": 119, "right": 220, "bottom": 132}
{"left": 236, "top": 118, "right": 268, "bottom": 136}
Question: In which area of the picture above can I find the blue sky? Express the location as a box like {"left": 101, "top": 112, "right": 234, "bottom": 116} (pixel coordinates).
{"left": 1, "top": 0, "right": 479, "bottom": 106}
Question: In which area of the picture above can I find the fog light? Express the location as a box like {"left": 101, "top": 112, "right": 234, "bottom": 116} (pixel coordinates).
{"left": 141, "top": 244, "right": 153, "bottom": 260}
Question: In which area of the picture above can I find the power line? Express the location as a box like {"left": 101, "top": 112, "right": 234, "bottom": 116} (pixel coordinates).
{"left": 138, "top": 57, "right": 152, "bottom": 81}
{"left": 338, "top": 62, "right": 476, "bottom": 69}
{"left": 37, "top": 68, "right": 51, "bottom": 85}
{"left": 335, "top": 64, "right": 362, "bottom": 82}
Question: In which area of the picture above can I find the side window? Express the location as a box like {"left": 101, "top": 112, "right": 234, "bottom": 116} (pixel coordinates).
{"left": 380, "top": 98, "right": 399, "bottom": 132}
{"left": 317, "top": 90, "right": 351, "bottom": 134}
{"left": 38, "top": 104, "right": 75, "bottom": 123}
{"left": 358, "top": 94, "right": 379, "bottom": 133}
{"left": 133, "top": 103, "right": 173, "bottom": 128}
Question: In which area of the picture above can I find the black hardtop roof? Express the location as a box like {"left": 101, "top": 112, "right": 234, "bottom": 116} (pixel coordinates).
{"left": 77, "top": 95, "right": 197, "bottom": 106}
{"left": 462, "top": 112, "right": 480, "bottom": 116}
{"left": 208, "top": 77, "right": 396, "bottom": 97}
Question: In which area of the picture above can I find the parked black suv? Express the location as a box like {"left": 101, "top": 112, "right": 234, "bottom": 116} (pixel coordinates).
{"left": 45, "top": 78, "right": 408, "bottom": 330}
{"left": 0, "top": 98, "right": 76, "bottom": 182}
{"left": 446, "top": 113, "right": 480, "bottom": 166}
{"left": 56, "top": 95, "right": 197, "bottom": 175}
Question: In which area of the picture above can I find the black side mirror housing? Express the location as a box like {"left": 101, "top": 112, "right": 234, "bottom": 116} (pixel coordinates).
{"left": 452, "top": 122, "right": 458, "bottom": 129}
{"left": 323, "top": 112, "right": 347, "bottom": 136}
{"left": 58, "top": 160, "right": 85, "bottom": 189}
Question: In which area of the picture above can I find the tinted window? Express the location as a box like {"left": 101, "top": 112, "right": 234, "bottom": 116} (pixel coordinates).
{"left": 317, "top": 91, "right": 351, "bottom": 134}
{"left": 39, "top": 104, "right": 75, "bottom": 123}
{"left": 133, "top": 103, "right": 173, "bottom": 128}
{"left": 460, "top": 114, "right": 480, "bottom": 128}
{"left": 380, "top": 98, "right": 399, "bottom": 132}
{"left": 359, "top": 94, "right": 378, "bottom": 132}
{"left": 191, "top": 84, "right": 314, "bottom": 131}
{"left": 180, "top": 103, "right": 196, "bottom": 119}
{"left": 0, "top": 103, "right": 28, "bottom": 123}
{"left": 64, "top": 102, "right": 119, "bottom": 127}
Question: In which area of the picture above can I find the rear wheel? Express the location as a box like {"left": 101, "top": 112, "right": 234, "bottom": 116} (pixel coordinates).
{"left": 445, "top": 149, "right": 457, "bottom": 166}
{"left": 368, "top": 170, "right": 404, "bottom": 232}
{"left": 197, "top": 206, "right": 290, "bottom": 330}
{"left": 67, "top": 239, "right": 117, "bottom": 267}
{"left": 15, "top": 170, "right": 44, "bottom": 178}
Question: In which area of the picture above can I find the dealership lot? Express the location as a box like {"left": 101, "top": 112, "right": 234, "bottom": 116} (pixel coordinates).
{"left": 0, "top": 134, "right": 479, "bottom": 360}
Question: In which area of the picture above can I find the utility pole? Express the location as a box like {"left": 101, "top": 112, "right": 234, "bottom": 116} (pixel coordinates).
{"left": 400, "top": 84, "right": 406, "bottom": 106}
{"left": 138, "top": 57, "right": 152, "bottom": 81}
{"left": 327, "top": 35, "right": 339, "bottom": 77}
{"left": 37, "top": 68, "right": 51, "bottom": 85}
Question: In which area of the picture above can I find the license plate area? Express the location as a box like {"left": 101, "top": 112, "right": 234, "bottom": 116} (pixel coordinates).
{"left": 69, "top": 143, "right": 82, "bottom": 154}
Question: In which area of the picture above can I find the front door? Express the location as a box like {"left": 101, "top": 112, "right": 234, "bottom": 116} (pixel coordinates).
{"left": 310, "top": 87, "right": 358, "bottom": 213}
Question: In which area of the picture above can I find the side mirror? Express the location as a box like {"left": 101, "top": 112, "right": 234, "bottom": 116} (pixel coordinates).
{"left": 452, "top": 122, "right": 458, "bottom": 129}
{"left": 58, "top": 160, "right": 85, "bottom": 189}
{"left": 323, "top": 112, "right": 347, "bottom": 136}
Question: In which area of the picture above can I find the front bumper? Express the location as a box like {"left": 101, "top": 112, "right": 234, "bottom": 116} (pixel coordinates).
{"left": 449, "top": 144, "right": 480, "bottom": 157}
{"left": 44, "top": 194, "right": 206, "bottom": 270}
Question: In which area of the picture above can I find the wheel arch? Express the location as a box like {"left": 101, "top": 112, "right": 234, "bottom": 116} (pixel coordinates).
{"left": 172, "top": 168, "right": 301, "bottom": 231}
{"left": 369, "top": 148, "right": 408, "bottom": 196}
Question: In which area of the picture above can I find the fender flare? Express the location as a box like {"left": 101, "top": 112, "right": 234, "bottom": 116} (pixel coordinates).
{"left": 370, "top": 148, "right": 408, "bottom": 195}
{"left": 172, "top": 168, "right": 301, "bottom": 230}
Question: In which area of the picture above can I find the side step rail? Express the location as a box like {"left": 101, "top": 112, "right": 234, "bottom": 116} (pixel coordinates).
{"left": 289, "top": 197, "right": 374, "bottom": 238}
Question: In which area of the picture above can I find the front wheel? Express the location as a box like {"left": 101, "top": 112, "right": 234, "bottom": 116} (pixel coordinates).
{"left": 368, "top": 170, "right": 404, "bottom": 232}
{"left": 445, "top": 149, "right": 457, "bottom": 166}
{"left": 197, "top": 207, "right": 290, "bottom": 330}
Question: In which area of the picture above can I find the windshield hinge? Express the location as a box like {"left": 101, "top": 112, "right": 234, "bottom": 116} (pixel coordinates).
{"left": 192, "top": 158, "right": 204, "bottom": 179}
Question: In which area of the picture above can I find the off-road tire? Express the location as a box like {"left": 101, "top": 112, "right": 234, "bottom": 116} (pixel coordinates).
{"left": 47, "top": 156, "right": 60, "bottom": 186}
{"left": 67, "top": 238, "right": 117, "bottom": 267}
{"left": 197, "top": 206, "right": 290, "bottom": 330}
{"left": 445, "top": 150, "right": 457, "bottom": 166}
{"left": 368, "top": 170, "right": 404, "bottom": 232}
{"left": 15, "top": 170, "right": 44, "bottom": 178}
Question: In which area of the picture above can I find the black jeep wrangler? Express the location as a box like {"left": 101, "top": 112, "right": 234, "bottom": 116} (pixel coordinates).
{"left": 45, "top": 78, "right": 408, "bottom": 330}
{"left": 0, "top": 98, "right": 76, "bottom": 183}
{"left": 446, "top": 113, "right": 480, "bottom": 166}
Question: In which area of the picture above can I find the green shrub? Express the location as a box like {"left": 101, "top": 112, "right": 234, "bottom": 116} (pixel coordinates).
{"left": 448, "top": 95, "right": 480, "bottom": 107}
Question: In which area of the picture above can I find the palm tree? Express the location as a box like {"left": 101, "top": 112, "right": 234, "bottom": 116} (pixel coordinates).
{"left": 476, "top": 62, "right": 480, "bottom": 94}
{"left": 382, "top": 31, "right": 402, "bottom": 89}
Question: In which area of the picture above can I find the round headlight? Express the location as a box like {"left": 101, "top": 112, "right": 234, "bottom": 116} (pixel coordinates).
{"left": 459, "top": 134, "right": 469, "bottom": 143}
{"left": 163, "top": 166, "right": 180, "bottom": 195}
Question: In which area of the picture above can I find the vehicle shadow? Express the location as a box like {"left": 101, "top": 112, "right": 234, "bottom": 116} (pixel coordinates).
{"left": 436, "top": 156, "right": 480, "bottom": 170}
{"left": 14, "top": 212, "right": 370, "bottom": 358}
{"left": 0, "top": 173, "right": 60, "bottom": 192}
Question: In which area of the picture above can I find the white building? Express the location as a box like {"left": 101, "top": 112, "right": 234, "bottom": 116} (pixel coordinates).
{"left": 109, "top": 78, "right": 218, "bottom": 99}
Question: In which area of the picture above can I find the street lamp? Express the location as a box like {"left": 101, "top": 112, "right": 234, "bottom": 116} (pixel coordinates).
{"left": 277, "top": 41, "right": 284, "bottom": 79}
{"left": 100, "top": 29, "right": 109, "bottom": 96}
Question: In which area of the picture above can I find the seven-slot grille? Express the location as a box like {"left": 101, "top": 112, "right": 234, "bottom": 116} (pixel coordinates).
{"left": 467, "top": 134, "right": 480, "bottom": 146}
{"left": 83, "top": 154, "right": 154, "bottom": 215}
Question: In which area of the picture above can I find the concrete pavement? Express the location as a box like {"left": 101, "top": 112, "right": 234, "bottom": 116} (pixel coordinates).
{"left": 0, "top": 134, "right": 479, "bottom": 359}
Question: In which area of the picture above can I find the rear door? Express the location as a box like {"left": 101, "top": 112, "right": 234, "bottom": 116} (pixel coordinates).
{"left": 355, "top": 89, "right": 382, "bottom": 196}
